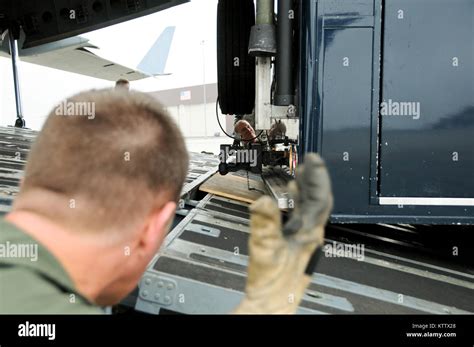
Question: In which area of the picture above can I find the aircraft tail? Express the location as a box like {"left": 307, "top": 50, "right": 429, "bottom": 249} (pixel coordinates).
{"left": 138, "top": 26, "right": 175, "bottom": 76}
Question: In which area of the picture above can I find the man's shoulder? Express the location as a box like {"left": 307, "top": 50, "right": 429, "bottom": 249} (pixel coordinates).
{"left": 0, "top": 265, "right": 103, "bottom": 314}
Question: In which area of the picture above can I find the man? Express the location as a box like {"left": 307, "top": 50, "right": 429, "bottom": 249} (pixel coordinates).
{"left": 1, "top": 90, "right": 188, "bottom": 313}
{"left": 234, "top": 119, "right": 257, "bottom": 144}
{"left": 235, "top": 119, "right": 288, "bottom": 143}
{"left": 0, "top": 90, "right": 332, "bottom": 314}
{"left": 268, "top": 119, "right": 287, "bottom": 141}
{"left": 115, "top": 79, "right": 130, "bottom": 91}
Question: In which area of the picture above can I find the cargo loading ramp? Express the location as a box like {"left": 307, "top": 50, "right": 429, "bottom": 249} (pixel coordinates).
{"left": 135, "top": 194, "right": 474, "bottom": 315}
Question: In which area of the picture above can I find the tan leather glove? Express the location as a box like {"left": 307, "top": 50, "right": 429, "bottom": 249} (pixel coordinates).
{"left": 234, "top": 153, "right": 333, "bottom": 314}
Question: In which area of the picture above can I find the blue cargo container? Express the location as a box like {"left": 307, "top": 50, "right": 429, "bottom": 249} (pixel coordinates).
{"left": 299, "top": 0, "right": 474, "bottom": 224}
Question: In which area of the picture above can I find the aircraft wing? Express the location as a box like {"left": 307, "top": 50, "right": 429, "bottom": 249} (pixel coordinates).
{"left": 0, "top": 35, "right": 149, "bottom": 81}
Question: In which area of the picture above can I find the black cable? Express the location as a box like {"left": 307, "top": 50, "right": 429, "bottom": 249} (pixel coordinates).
{"left": 215, "top": 97, "right": 263, "bottom": 142}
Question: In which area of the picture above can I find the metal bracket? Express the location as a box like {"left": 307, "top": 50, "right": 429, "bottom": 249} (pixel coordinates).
{"left": 271, "top": 104, "right": 298, "bottom": 119}
{"left": 262, "top": 167, "right": 293, "bottom": 209}
{"left": 139, "top": 275, "right": 178, "bottom": 307}
{"left": 255, "top": 57, "right": 272, "bottom": 131}
{"left": 187, "top": 223, "right": 221, "bottom": 238}
{"left": 248, "top": 24, "right": 277, "bottom": 56}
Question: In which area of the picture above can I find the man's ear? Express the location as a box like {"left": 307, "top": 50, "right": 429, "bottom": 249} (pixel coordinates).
{"left": 139, "top": 201, "right": 177, "bottom": 256}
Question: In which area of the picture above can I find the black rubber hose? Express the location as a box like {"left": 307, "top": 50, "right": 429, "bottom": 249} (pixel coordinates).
{"left": 274, "top": 0, "right": 295, "bottom": 106}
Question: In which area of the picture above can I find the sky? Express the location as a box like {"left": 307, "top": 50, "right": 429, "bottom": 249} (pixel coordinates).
{"left": 0, "top": 0, "right": 218, "bottom": 130}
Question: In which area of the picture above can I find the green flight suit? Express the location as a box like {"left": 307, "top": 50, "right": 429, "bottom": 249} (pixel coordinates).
{"left": 0, "top": 219, "right": 103, "bottom": 314}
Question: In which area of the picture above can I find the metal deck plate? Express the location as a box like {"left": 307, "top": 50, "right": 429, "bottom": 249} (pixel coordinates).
{"left": 181, "top": 153, "right": 220, "bottom": 198}
{"left": 262, "top": 166, "right": 293, "bottom": 209}
{"left": 0, "top": 126, "right": 219, "bottom": 214}
{"left": 196, "top": 194, "right": 250, "bottom": 224}
{"left": 0, "top": 127, "right": 37, "bottom": 213}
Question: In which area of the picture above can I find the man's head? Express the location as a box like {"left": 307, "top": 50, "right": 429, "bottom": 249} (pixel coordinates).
{"left": 268, "top": 120, "right": 287, "bottom": 140}
{"left": 115, "top": 79, "right": 130, "bottom": 91}
{"left": 12, "top": 89, "right": 188, "bottom": 304}
{"left": 234, "top": 120, "right": 257, "bottom": 143}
